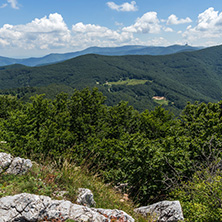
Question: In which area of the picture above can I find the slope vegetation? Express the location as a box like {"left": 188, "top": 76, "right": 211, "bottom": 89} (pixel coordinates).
{"left": 0, "top": 91, "right": 221, "bottom": 221}
{"left": 0, "top": 45, "right": 222, "bottom": 112}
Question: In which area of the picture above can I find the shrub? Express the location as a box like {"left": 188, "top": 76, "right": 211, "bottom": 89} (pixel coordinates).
{"left": 171, "top": 167, "right": 222, "bottom": 222}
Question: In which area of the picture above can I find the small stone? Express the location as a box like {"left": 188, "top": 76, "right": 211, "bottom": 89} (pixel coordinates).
{"left": 123, "top": 194, "right": 129, "bottom": 201}
{"left": 77, "top": 188, "right": 96, "bottom": 207}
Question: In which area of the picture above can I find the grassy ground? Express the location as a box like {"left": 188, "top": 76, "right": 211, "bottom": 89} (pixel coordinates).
{"left": 106, "top": 79, "right": 149, "bottom": 86}
{"left": 153, "top": 98, "right": 169, "bottom": 106}
{"left": 0, "top": 153, "right": 149, "bottom": 222}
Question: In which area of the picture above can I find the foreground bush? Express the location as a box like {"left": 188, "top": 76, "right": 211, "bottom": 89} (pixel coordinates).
{"left": 171, "top": 167, "right": 222, "bottom": 222}
{"left": 1, "top": 89, "right": 222, "bottom": 211}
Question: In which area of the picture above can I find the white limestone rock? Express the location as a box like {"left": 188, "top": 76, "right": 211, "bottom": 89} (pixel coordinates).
{"left": 92, "top": 208, "right": 135, "bottom": 222}
{"left": 6, "top": 157, "right": 32, "bottom": 175}
{"left": 77, "top": 188, "right": 96, "bottom": 207}
{"left": 0, "top": 152, "right": 12, "bottom": 173}
{"left": 0, "top": 152, "right": 32, "bottom": 175}
{"left": 134, "top": 200, "right": 184, "bottom": 222}
{"left": 0, "top": 193, "right": 134, "bottom": 222}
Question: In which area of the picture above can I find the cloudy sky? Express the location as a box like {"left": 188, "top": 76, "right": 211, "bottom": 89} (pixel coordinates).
{"left": 0, "top": 0, "right": 222, "bottom": 58}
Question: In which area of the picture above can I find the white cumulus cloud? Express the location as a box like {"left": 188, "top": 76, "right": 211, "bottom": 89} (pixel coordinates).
{"left": 72, "top": 22, "right": 134, "bottom": 48}
{"left": 182, "top": 7, "right": 222, "bottom": 45}
{"left": 123, "top": 12, "right": 161, "bottom": 33}
{"left": 163, "top": 27, "right": 173, "bottom": 32}
{"left": 167, "top": 14, "right": 192, "bottom": 25}
{"left": 107, "top": 1, "right": 138, "bottom": 12}
{"left": 20, "top": 13, "right": 69, "bottom": 33}
{"left": 0, "top": 13, "right": 138, "bottom": 56}
{"left": 0, "top": 13, "right": 71, "bottom": 50}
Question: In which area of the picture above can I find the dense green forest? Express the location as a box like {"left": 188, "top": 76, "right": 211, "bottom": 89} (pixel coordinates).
{"left": 0, "top": 88, "right": 221, "bottom": 221}
{"left": 1, "top": 45, "right": 222, "bottom": 113}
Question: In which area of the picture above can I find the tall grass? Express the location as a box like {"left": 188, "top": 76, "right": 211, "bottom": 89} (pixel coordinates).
{"left": 0, "top": 155, "right": 149, "bottom": 222}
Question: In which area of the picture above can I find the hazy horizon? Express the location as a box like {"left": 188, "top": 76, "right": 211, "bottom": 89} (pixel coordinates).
{"left": 0, "top": 0, "right": 221, "bottom": 57}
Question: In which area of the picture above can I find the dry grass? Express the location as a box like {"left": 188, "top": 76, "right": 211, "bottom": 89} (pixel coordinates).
{"left": 0, "top": 157, "right": 149, "bottom": 222}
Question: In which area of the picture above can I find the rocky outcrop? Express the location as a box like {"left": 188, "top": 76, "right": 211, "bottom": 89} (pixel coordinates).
{"left": 92, "top": 208, "right": 134, "bottom": 222}
{"left": 0, "top": 193, "right": 135, "bottom": 222}
{"left": 0, "top": 152, "right": 32, "bottom": 175}
{"left": 0, "top": 152, "right": 12, "bottom": 174}
{"left": 134, "top": 200, "right": 184, "bottom": 222}
{"left": 77, "top": 188, "right": 96, "bottom": 207}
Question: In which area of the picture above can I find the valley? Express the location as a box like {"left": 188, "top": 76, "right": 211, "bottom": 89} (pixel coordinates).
{"left": 1, "top": 44, "right": 222, "bottom": 222}
{"left": 1, "top": 44, "right": 222, "bottom": 113}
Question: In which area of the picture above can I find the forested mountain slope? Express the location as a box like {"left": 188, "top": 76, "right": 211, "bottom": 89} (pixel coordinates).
{"left": 0, "top": 44, "right": 222, "bottom": 113}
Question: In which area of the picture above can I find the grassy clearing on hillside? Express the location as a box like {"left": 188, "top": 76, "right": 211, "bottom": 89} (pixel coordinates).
{"left": 105, "top": 79, "right": 149, "bottom": 86}
{"left": 152, "top": 98, "right": 169, "bottom": 106}
{"left": 0, "top": 154, "right": 148, "bottom": 222}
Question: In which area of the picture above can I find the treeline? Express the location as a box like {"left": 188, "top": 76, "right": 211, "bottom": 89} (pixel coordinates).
{"left": 0, "top": 88, "right": 221, "bottom": 221}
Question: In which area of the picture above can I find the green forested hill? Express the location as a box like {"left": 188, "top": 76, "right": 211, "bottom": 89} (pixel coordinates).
{"left": 1, "top": 45, "right": 222, "bottom": 113}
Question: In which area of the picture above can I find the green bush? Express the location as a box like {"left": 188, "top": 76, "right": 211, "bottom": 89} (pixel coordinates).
{"left": 171, "top": 167, "right": 222, "bottom": 222}
{"left": 1, "top": 88, "right": 222, "bottom": 210}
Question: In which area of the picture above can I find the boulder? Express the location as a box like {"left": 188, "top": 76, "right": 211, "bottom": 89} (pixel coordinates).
{"left": 134, "top": 200, "right": 184, "bottom": 222}
{"left": 6, "top": 157, "right": 32, "bottom": 175}
{"left": 0, "top": 152, "right": 32, "bottom": 175}
{"left": 0, "top": 193, "right": 134, "bottom": 222}
{"left": 0, "top": 153, "right": 12, "bottom": 173}
{"left": 77, "top": 188, "right": 96, "bottom": 207}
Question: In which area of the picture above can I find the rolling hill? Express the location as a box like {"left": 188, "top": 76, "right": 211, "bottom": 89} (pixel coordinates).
{"left": 0, "top": 44, "right": 222, "bottom": 113}
{"left": 0, "top": 44, "right": 201, "bottom": 67}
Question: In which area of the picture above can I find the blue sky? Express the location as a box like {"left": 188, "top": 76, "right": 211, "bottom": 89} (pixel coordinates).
{"left": 0, "top": 0, "right": 222, "bottom": 58}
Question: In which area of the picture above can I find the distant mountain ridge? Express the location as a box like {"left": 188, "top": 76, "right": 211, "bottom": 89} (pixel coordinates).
{"left": 0, "top": 44, "right": 202, "bottom": 67}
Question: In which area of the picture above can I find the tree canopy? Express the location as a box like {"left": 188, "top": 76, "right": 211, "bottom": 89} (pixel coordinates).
{"left": 0, "top": 88, "right": 221, "bottom": 221}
